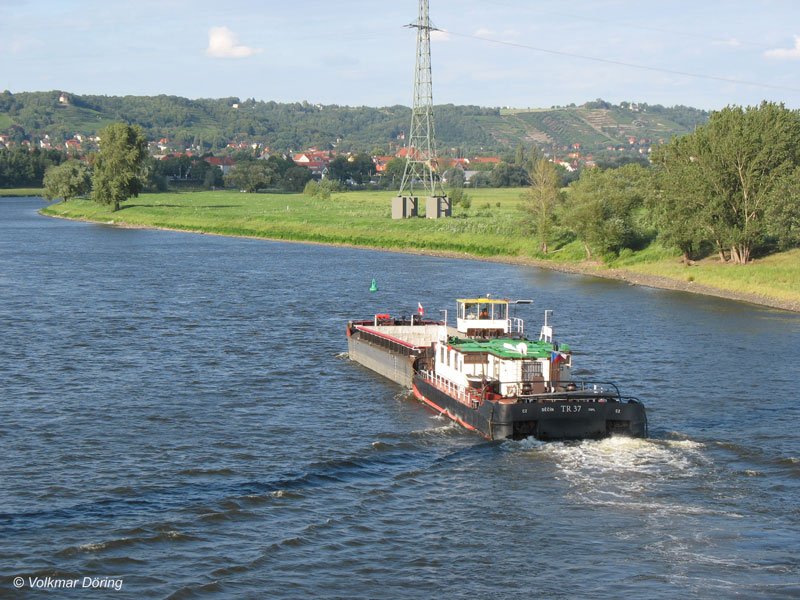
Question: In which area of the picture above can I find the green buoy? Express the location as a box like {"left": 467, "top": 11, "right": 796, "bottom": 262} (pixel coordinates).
{"left": 369, "top": 278, "right": 378, "bottom": 292}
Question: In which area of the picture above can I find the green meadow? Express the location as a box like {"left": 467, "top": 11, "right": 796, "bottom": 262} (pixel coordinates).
{"left": 41, "top": 189, "right": 800, "bottom": 309}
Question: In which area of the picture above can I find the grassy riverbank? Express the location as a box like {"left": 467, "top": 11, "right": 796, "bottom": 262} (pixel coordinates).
{"left": 41, "top": 189, "right": 800, "bottom": 311}
{"left": 1, "top": 187, "right": 44, "bottom": 197}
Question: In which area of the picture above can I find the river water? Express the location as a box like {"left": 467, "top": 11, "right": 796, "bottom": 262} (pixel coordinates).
{"left": 1, "top": 197, "right": 798, "bottom": 598}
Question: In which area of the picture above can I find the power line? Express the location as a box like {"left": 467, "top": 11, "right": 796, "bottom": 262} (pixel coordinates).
{"left": 483, "top": 3, "right": 775, "bottom": 50}
{"left": 443, "top": 29, "right": 800, "bottom": 94}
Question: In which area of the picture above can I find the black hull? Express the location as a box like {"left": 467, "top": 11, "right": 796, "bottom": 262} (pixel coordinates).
{"left": 412, "top": 376, "right": 647, "bottom": 441}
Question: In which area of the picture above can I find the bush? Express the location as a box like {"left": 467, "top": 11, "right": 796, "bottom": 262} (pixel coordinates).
{"left": 303, "top": 178, "right": 344, "bottom": 200}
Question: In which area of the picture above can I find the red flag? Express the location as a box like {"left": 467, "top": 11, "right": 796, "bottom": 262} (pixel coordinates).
{"left": 417, "top": 302, "right": 424, "bottom": 316}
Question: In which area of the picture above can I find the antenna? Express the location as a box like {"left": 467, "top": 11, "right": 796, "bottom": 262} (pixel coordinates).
{"left": 393, "top": 0, "right": 450, "bottom": 219}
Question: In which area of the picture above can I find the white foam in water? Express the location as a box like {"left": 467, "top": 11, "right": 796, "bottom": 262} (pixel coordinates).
{"left": 78, "top": 542, "right": 108, "bottom": 552}
{"left": 536, "top": 435, "right": 707, "bottom": 476}
{"left": 414, "top": 421, "right": 461, "bottom": 436}
{"left": 513, "top": 435, "right": 727, "bottom": 517}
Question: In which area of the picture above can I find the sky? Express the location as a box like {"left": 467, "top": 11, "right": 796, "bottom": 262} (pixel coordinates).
{"left": 2, "top": 0, "right": 799, "bottom": 110}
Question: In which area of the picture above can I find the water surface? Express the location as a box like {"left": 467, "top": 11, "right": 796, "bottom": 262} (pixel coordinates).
{"left": 1, "top": 198, "right": 798, "bottom": 598}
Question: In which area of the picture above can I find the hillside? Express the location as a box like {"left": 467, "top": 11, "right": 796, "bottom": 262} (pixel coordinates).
{"left": 0, "top": 90, "right": 707, "bottom": 154}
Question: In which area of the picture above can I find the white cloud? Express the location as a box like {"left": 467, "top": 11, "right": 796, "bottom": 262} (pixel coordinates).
{"left": 206, "top": 26, "right": 261, "bottom": 58}
{"left": 430, "top": 29, "right": 450, "bottom": 42}
{"left": 764, "top": 35, "right": 800, "bottom": 60}
{"left": 474, "top": 27, "right": 494, "bottom": 38}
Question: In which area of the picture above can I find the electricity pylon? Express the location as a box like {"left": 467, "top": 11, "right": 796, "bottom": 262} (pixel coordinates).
{"left": 394, "top": 0, "right": 449, "bottom": 218}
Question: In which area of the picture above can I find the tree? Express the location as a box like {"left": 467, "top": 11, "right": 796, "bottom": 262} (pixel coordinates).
{"left": 469, "top": 171, "right": 492, "bottom": 188}
{"left": 444, "top": 167, "right": 465, "bottom": 188}
{"left": 281, "top": 165, "right": 313, "bottom": 192}
{"left": 0, "top": 147, "right": 66, "bottom": 187}
{"left": 522, "top": 159, "right": 561, "bottom": 254}
{"left": 764, "top": 166, "right": 800, "bottom": 250}
{"left": 565, "top": 164, "right": 650, "bottom": 259}
{"left": 347, "top": 153, "right": 376, "bottom": 184}
{"left": 328, "top": 153, "right": 375, "bottom": 185}
{"left": 489, "top": 161, "right": 529, "bottom": 187}
{"left": 224, "top": 160, "right": 276, "bottom": 193}
{"left": 327, "top": 156, "right": 350, "bottom": 183}
{"left": 650, "top": 137, "right": 713, "bottom": 263}
{"left": 203, "top": 167, "right": 224, "bottom": 190}
{"left": 92, "top": 123, "right": 148, "bottom": 211}
{"left": 383, "top": 158, "right": 406, "bottom": 188}
{"left": 657, "top": 102, "right": 800, "bottom": 263}
{"left": 43, "top": 160, "right": 91, "bottom": 202}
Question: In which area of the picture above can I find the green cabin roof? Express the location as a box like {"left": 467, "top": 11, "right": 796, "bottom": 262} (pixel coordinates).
{"left": 447, "top": 337, "right": 570, "bottom": 359}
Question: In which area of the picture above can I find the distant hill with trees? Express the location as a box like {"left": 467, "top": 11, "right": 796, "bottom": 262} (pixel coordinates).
{"left": 0, "top": 90, "right": 707, "bottom": 156}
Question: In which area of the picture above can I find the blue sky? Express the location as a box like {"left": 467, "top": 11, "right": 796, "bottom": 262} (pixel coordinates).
{"left": 2, "top": 0, "right": 799, "bottom": 110}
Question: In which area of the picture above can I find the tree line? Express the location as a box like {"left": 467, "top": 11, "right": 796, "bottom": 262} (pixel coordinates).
{"left": 0, "top": 147, "right": 67, "bottom": 187}
{"left": 522, "top": 102, "right": 800, "bottom": 264}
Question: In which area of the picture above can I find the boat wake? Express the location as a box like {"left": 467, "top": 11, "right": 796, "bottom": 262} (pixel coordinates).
{"left": 508, "top": 434, "right": 729, "bottom": 517}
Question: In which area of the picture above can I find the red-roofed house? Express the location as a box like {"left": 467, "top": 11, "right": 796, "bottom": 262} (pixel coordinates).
{"left": 395, "top": 147, "right": 423, "bottom": 160}
{"left": 372, "top": 155, "right": 395, "bottom": 173}
{"left": 204, "top": 156, "right": 236, "bottom": 175}
{"left": 471, "top": 156, "right": 501, "bottom": 165}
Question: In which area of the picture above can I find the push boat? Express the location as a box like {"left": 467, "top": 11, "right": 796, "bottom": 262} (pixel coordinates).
{"left": 346, "top": 298, "right": 647, "bottom": 441}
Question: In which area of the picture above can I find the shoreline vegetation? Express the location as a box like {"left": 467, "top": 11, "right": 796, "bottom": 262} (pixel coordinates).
{"left": 1, "top": 188, "right": 44, "bottom": 197}
{"left": 39, "top": 189, "right": 800, "bottom": 313}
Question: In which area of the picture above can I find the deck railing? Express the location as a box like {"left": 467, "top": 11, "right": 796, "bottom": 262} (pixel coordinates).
{"left": 417, "top": 373, "right": 642, "bottom": 407}
{"left": 509, "top": 317, "right": 524, "bottom": 335}
{"left": 418, "top": 370, "right": 484, "bottom": 408}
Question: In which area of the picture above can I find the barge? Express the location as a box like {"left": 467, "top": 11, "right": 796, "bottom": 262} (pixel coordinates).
{"left": 346, "top": 298, "right": 647, "bottom": 441}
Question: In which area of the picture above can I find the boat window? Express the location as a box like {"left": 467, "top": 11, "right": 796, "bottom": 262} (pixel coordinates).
{"left": 463, "top": 302, "right": 478, "bottom": 320}
{"left": 493, "top": 303, "right": 507, "bottom": 320}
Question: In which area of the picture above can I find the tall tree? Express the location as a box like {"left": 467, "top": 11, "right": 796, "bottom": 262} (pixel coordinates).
{"left": 764, "top": 166, "right": 800, "bottom": 250}
{"left": 522, "top": 158, "right": 561, "bottom": 254}
{"left": 565, "top": 164, "right": 650, "bottom": 259}
{"left": 92, "top": 123, "right": 148, "bottom": 211}
{"left": 658, "top": 102, "right": 800, "bottom": 263}
{"left": 43, "top": 160, "right": 91, "bottom": 203}
{"left": 650, "top": 137, "right": 711, "bottom": 263}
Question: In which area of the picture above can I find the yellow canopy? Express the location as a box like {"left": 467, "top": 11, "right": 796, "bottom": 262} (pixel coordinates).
{"left": 457, "top": 298, "right": 509, "bottom": 304}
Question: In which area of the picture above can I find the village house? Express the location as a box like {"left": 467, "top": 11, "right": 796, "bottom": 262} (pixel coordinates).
{"left": 204, "top": 156, "right": 235, "bottom": 175}
{"left": 371, "top": 155, "right": 395, "bottom": 173}
{"left": 471, "top": 156, "right": 501, "bottom": 166}
{"left": 292, "top": 149, "right": 332, "bottom": 177}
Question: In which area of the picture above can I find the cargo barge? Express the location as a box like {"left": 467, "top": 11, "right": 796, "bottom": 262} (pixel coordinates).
{"left": 346, "top": 297, "right": 647, "bottom": 441}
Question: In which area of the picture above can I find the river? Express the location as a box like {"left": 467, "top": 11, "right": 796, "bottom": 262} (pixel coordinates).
{"left": 1, "top": 197, "right": 799, "bottom": 598}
